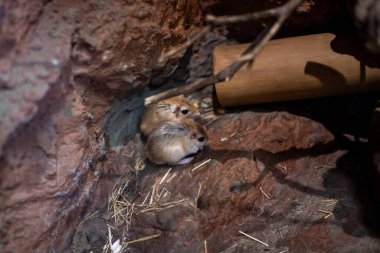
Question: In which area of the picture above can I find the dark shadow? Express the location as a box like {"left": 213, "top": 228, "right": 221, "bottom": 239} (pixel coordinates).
{"left": 323, "top": 141, "right": 380, "bottom": 237}
{"left": 103, "top": 97, "right": 145, "bottom": 147}
{"left": 369, "top": 102, "right": 380, "bottom": 207}
{"left": 330, "top": 33, "right": 380, "bottom": 68}
{"left": 207, "top": 90, "right": 380, "bottom": 238}
{"left": 208, "top": 141, "right": 340, "bottom": 199}
{"left": 208, "top": 0, "right": 354, "bottom": 43}
{"left": 205, "top": 138, "right": 380, "bottom": 237}
{"left": 305, "top": 61, "right": 347, "bottom": 85}
{"left": 224, "top": 93, "right": 379, "bottom": 144}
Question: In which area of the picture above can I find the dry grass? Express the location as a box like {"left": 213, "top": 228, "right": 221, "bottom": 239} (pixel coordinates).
{"left": 317, "top": 209, "right": 333, "bottom": 219}
{"left": 192, "top": 159, "right": 211, "bottom": 172}
{"left": 239, "top": 230, "right": 269, "bottom": 247}
{"left": 101, "top": 212, "right": 162, "bottom": 253}
{"left": 321, "top": 198, "right": 353, "bottom": 208}
{"left": 102, "top": 226, "right": 126, "bottom": 253}
{"left": 259, "top": 187, "right": 271, "bottom": 200}
{"left": 104, "top": 168, "right": 188, "bottom": 252}
{"left": 316, "top": 197, "right": 354, "bottom": 219}
{"left": 126, "top": 234, "right": 161, "bottom": 244}
{"left": 276, "top": 163, "right": 288, "bottom": 174}
{"left": 129, "top": 158, "right": 146, "bottom": 175}
{"left": 75, "top": 210, "right": 99, "bottom": 230}
{"left": 108, "top": 169, "right": 186, "bottom": 232}
{"left": 104, "top": 156, "right": 211, "bottom": 252}
{"left": 187, "top": 183, "right": 202, "bottom": 211}
{"left": 101, "top": 226, "right": 161, "bottom": 253}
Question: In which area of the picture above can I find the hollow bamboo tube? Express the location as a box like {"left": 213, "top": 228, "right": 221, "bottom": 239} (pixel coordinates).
{"left": 214, "top": 33, "right": 380, "bottom": 107}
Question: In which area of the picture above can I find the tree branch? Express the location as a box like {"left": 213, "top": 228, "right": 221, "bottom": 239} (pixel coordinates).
{"left": 145, "top": 0, "right": 304, "bottom": 106}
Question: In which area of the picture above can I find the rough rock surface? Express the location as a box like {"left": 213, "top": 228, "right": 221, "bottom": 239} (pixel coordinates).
{"left": 0, "top": 0, "right": 205, "bottom": 252}
{"left": 124, "top": 95, "right": 380, "bottom": 253}
{"left": 71, "top": 0, "right": 203, "bottom": 91}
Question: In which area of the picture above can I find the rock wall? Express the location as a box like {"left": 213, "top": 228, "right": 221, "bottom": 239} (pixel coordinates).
{"left": 0, "top": 0, "right": 204, "bottom": 252}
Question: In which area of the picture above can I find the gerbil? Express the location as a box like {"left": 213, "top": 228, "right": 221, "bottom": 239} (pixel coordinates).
{"left": 140, "top": 95, "right": 200, "bottom": 136}
{"left": 145, "top": 119, "right": 207, "bottom": 165}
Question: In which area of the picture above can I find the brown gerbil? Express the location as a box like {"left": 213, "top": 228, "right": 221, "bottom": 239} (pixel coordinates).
{"left": 145, "top": 119, "right": 207, "bottom": 165}
{"left": 140, "top": 95, "right": 200, "bottom": 136}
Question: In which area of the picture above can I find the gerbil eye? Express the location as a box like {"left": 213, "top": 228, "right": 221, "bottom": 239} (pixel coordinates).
{"left": 181, "top": 109, "right": 189, "bottom": 115}
{"left": 197, "top": 136, "right": 205, "bottom": 142}
{"left": 191, "top": 133, "right": 196, "bottom": 139}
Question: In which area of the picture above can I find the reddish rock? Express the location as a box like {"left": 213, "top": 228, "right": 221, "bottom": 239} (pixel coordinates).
{"left": 124, "top": 96, "right": 380, "bottom": 253}
{"left": 0, "top": 0, "right": 205, "bottom": 252}
{"left": 71, "top": 0, "right": 203, "bottom": 91}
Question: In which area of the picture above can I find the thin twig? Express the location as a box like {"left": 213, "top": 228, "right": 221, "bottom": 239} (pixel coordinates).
{"left": 317, "top": 209, "right": 333, "bottom": 219}
{"left": 159, "top": 168, "right": 172, "bottom": 185}
{"left": 158, "top": 27, "right": 211, "bottom": 64}
{"left": 75, "top": 210, "right": 99, "bottom": 230}
{"left": 145, "top": 77, "right": 213, "bottom": 106}
{"left": 206, "top": 5, "right": 288, "bottom": 26}
{"left": 145, "top": 0, "right": 303, "bottom": 106}
{"left": 260, "top": 187, "right": 271, "bottom": 200}
{"left": 140, "top": 191, "right": 151, "bottom": 206}
{"left": 239, "top": 230, "right": 269, "bottom": 247}
{"left": 192, "top": 159, "right": 211, "bottom": 172}
{"left": 277, "top": 163, "right": 288, "bottom": 173}
{"left": 126, "top": 234, "right": 161, "bottom": 244}
{"left": 166, "top": 173, "right": 177, "bottom": 183}
{"left": 194, "top": 183, "right": 202, "bottom": 211}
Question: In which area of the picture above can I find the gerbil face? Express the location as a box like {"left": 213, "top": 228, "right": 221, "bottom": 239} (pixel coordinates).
{"left": 185, "top": 127, "right": 207, "bottom": 153}
{"left": 169, "top": 96, "right": 200, "bottom": 119}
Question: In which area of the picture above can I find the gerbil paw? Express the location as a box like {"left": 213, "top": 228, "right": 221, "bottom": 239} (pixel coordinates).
{"left": 177, "top": 157, "right": 195, "bottom": 165}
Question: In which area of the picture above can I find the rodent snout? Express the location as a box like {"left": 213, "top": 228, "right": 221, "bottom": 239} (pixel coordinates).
{"left": 191, "top": 112, "right": 201, "bottom": 118}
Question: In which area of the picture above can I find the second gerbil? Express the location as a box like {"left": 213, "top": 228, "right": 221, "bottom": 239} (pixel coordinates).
{"left": 145, "top": 119, "right": 207, "bottom": 165}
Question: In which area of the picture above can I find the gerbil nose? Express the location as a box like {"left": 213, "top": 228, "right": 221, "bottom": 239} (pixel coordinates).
{"left": 192, "top": 112, "right": 201, "bottom": 118}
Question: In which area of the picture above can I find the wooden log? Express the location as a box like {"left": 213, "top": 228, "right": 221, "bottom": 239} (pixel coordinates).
{"left": 214, "top": 33, "right": 380, "bottom": 107}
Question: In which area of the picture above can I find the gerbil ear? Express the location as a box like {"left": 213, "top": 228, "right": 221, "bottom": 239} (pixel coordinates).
{"left": 170, "top": 104, "right": 180, "bottom": 113}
